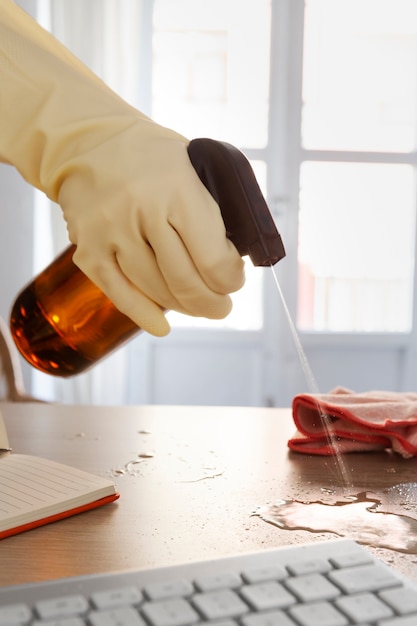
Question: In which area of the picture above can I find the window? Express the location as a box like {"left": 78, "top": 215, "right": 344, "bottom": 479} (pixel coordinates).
{"left": 297, "top": 0, "right": 417, "bottom": 332}
{"left": 29, "top": 0, "right": 417, "bottom": 405}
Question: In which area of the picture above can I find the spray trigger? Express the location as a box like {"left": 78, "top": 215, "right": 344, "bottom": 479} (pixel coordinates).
{"left": 187, "top": 138, "right": 286, "bottom": 267}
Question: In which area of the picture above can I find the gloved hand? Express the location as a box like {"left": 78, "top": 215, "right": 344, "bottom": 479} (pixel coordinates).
{"left": 0, "top": 0, "right": 245, "bottom": 336}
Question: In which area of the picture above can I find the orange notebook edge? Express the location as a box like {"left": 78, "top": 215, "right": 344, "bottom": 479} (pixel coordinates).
{"left": 0, "top": 492, "right": 120, "bottom": 540}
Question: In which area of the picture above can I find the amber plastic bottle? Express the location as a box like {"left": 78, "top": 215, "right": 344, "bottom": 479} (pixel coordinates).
{"left": 10, "top": 139, "right": 285, "bottom": 377}
{"left": 10, "top": 244, "right": 140, "bottom": 376}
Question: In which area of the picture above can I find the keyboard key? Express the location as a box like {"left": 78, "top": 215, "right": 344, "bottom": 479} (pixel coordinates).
{"left": 89, "top": 607, "right": 146, "bottom": 626}
{"left": 141, "top": 598, "right": 199, "bottom": 626}
{"left": 242, "top": 609, "right": 298, "bottom": 626}
{"left": 335, "top": 591, "right": 393, "bottom": 622}
{"left": 240, "top": 581, "right": 296, "bottom": 611}
{"left": 330, "top": 551, "right": 373, "bottom": 569}
{"left": 32, "top": 618, "right": 85, "bottom": 626}
{"left": 381, "top": 617, "right": 417, "bottom": 626}
{"left": 285, "top": 573, "right": 341, "bottom": 602}
{"left": 379, "top": 586, "right": 417, "bottom": 615}
{"left": 0, "top": 604, "right": 32, "bottom": 626}
{"left": 92, "top": 587, "right": 143, "bottom": 609}
{"left": 287, "top": 558, "right": 331, "bottom": 576}
{"left": 35, "top": 595, "right": 89, "bottom": 620}
{"left": 289, "top": 600, "right": 349, "bottom": 626}
{"left": 192, "top": 589, "right": 249, "bottom": 620}
{"left": 242, "top": 565, "right": 288, "bottom": 584}
{"left": 144, "top": 581, "right": 194, "bottom": 600}
{"left": 329, "top": 563, "right": 402, "bottom": 594}
{"left": 195, "top": 573, "right": 241, "bottom": 591}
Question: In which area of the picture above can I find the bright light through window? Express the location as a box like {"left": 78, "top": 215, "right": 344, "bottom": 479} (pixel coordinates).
{"left": 298, "top": 162, "right": 416, "bottom": 332}
{"left": 298, "top": 0, "right": 417, "bottom": 332}
{"left": 152, "top": 0, "right": 271, "bottom": 330}
{"left": 302, "top": 0, "right": 417, "bottom": 152}
{"left": 152, "top": 0, "right": 271, "bottom": 146}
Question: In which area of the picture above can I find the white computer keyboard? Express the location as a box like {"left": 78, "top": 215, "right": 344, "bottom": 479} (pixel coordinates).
{"left": 1, "top": 539, "right": 416, "bottom": 626}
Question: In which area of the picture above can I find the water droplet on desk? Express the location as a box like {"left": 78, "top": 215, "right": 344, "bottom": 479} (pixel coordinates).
{"left": 110, "top": 452, "right": 154, "bottom": 477}
{"left": 254, "top": 485, "right": 417, "bottom": 553}
{"left": 66, "top": 432, "right": 86, "bottom": 439}
{"left": 177, "top": 468, "right": 225, "bottom": 483}
{"left": 112, "top": 468, "right": 127, "bottom": 476}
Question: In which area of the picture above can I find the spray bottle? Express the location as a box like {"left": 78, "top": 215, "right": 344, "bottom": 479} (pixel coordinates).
{"left": 9, "top": 139, "right": 286, "bottom": 377}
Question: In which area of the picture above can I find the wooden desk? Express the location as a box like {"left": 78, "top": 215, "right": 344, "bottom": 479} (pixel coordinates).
{"left": 1, "top": 402, "right": 417, "bottom": 587}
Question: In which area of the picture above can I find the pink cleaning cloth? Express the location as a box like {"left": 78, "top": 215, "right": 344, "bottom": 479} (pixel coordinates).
{"left": 288, "top": 387, "right": 417, "bottom": 458}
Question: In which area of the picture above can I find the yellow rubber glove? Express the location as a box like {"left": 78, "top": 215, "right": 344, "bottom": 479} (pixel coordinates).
{"left": 0, "top": 0, "right": 245, "bottom": 336}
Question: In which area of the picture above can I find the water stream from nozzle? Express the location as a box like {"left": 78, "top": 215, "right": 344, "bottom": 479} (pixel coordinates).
{"left": 270, "top": 265, "right": 352, "bottom": 490}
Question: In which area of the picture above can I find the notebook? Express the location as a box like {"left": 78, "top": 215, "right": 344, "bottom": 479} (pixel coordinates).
{"left": 0, "top": 408, "right": 119, "bottom": 539}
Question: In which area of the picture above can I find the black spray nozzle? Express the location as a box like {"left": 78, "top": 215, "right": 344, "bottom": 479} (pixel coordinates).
{"left": 187, "top": 138, "right": 286, "bottom": 267}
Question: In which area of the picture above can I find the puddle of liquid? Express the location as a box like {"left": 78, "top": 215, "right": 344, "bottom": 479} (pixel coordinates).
{"left": 254, "top": 484, "right": 417, "bottom": 553}
{"left": 271, "top": 267, "right": 352, "bottom": 490}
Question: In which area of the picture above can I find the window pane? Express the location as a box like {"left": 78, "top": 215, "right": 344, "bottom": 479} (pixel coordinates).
{"left": 152, "top": 0, "right": 270, "bottom": 331}
{"left": 302, "top": 0, "right": 417, "bottom": 152}
{"left": 297, "top": 162, "right": 416, "bottom": 331}
{"left": 152, "top": 0, "right": 271, "bottom": 147}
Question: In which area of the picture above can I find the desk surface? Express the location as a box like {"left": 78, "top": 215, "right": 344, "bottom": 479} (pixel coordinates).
{"left": 1, "top": 402, "right": 417, "bottom": 587}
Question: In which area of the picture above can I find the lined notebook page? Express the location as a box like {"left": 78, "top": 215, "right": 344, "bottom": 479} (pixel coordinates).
{"left": 0, "top": 454, "right": 116, "bottom": 529}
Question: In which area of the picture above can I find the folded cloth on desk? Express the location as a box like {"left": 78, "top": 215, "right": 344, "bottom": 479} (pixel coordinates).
{"left": 288, "top": 387, "right": 417, "bottom": 458}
